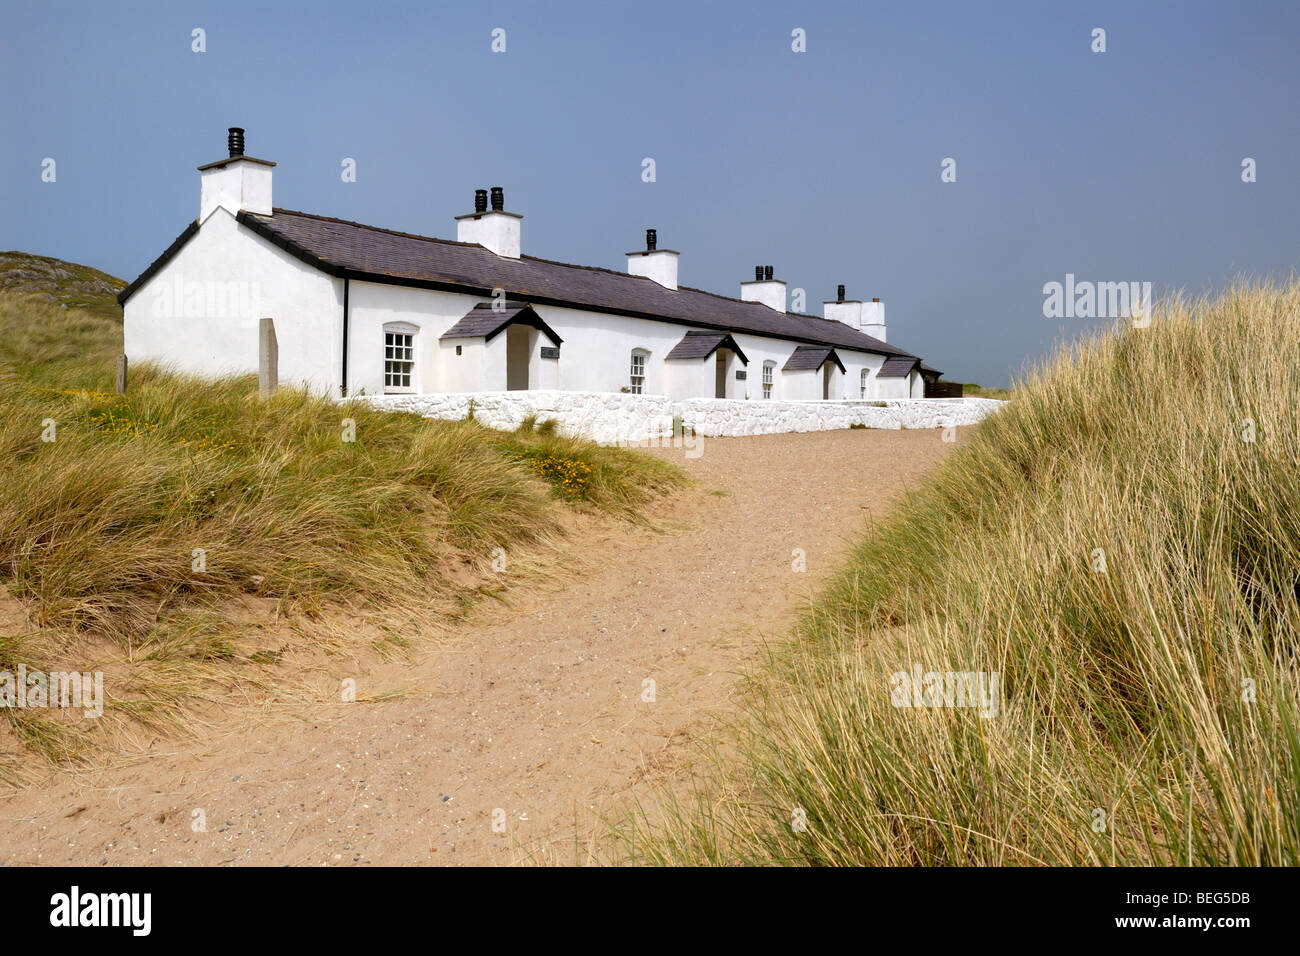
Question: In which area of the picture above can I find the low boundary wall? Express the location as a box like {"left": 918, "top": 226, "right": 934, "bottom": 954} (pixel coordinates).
{"left": 352, "top": 391, "right": 1004, "bottom": 443}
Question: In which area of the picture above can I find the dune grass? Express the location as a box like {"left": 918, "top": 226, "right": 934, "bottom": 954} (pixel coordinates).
{"left": 951, "top": 381, "right": 1015, "bottom": 400}
{"left": 0, "top": 290, "right": 682, "bottom": 769}
{"left": 608, "top": 280, "right": 1300, "bottom": 866}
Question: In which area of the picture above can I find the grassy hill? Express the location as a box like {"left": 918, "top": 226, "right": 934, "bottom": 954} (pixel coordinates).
{"left": 613, "top": 281, "right": 1300, "bottom": 866}
{"left": 0, "top": 256, "right": 681, "bottom": 773}
{"left": 0, "top": 251, "right": 126, "bottom": 322}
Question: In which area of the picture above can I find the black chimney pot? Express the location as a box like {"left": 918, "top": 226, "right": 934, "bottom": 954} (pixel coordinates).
{"left": 764, "top": 265, "right": 774, "bottom": 281}
{"left": 837, "top": 284, "right": 845, "bottom": 303}
{"left": 474, "top": 189, "right": 488, "bottom": 213}
{"left": 754, "top": 266, "right": 764, "bottom": 281}
{"left": 227, "top": 127, "right": 245, "bottom": 158}
{"left": 646, "top": 229, "right": 657, "bottom": 251}
{"left": 490, "top": 186, "right": 504, "bottom": 211}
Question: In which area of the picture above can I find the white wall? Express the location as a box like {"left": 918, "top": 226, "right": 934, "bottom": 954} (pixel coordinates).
{"left": 438, "top": 336, "right": 484, "bottom": 393}
{"left": 358, "top": 389, "right": 676, "bottom": 444}
{"left": 875, "top": 375, "right": 913, "bottom": 399}
{"left": 678, "top": 397, "right": 1004, "bottom": 436}
{"left": 780, "top": 368, "right": 819, "bottom": 402}
{"left": 346, "top": 281, "right": 478, "bottom": 396}
{"left": 530, "top": 303, "right": 684, "bottom": 396}
{"left": 355, "top": 391, "right": 1006, "bottom": 443}
{"left": 123, "top": 208, "right": 341, "bottom": 395}
{"left": 663, "top": 357, "right": 711, "bottom": 401}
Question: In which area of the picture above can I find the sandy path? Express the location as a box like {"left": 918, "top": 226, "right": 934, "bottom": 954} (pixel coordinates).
{"left": 0, "top": 428, "right": 957, "bottom": 865}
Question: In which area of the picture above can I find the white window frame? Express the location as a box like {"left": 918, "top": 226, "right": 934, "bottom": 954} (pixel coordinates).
{"left": 629, "top": 349, "right": 648, "bottom": 394}
{"left": 384, "top": 322, "right": 418, "bottom": 393}
{"left": 762, "top": 361, "right": 775, "bottom": 399}
{"left": 860, "top": 368, "right": 870, "bottom": 398}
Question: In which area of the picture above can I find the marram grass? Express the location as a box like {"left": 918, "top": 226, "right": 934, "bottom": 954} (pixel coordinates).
{"left": 0, "top": 291, "right": 681, "bottom": 770}
{"left": 606, "top": 280, "right": 1300, "bottom": 867}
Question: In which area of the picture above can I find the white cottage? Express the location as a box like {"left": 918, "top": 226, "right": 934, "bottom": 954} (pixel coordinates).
{"left": 120, "top": 129, "right": 940, "bottom": 402}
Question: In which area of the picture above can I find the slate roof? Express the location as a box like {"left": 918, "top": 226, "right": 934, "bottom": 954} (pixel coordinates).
{"left": 783, "top": 346, "right": 845, "bottom": 374}
{"left": 440, "top": 302, "right": 562, "bottom": 345}
{"left": 115, "top": 208, "right": 919, "bottom": 359}
{"left": 664, "top": 330, "right": 749, "bottom": 364}
{"left": 877, "top": 355, "right": 920, "bottom": 378}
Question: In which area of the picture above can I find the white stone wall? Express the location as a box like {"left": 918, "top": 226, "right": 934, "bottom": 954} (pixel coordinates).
{"left": 352, "top": 390, "right": 1004, "bottom": 444}
{"left": 354, "top": 389, "right": 676, "bottom": 444}
{"left": 676, "top": 397, "right": 1003, "bottom": 437}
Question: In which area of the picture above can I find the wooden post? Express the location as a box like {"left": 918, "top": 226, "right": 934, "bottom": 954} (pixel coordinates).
{"left": 115, "top": 354, "right": 128, "bottom": 394}
{"left": 258, "top": 317, "right": 278, "bottom": 397}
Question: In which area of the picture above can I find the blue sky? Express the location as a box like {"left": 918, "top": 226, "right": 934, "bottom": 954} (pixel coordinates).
{"left": 3, "top": 0, "right": 1298, "bottom": 387}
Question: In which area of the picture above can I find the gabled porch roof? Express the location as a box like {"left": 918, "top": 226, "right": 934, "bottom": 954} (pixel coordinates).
{"left": 664, "top": 330, "right": 749, "bottom": 365}
{"left": 439, "top": 302, "right": 563, "bottom": 346}
{"left": 876, "top": 355, "right": 920, "bottom": 378}
{"left": 783, "top": 345, "right": 845, "bottom": 374}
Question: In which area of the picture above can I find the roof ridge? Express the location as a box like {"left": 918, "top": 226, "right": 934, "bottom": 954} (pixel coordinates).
{"left": 269, "top": 208, "right": 488, "bottom": 249}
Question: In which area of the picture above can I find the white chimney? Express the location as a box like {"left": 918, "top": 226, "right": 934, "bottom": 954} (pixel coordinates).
{"left": 740, "top": 265, "right": 787, "bottom": 312}
{"left": 824, "top": 284, "right": 863, "bottom": 329}
{"left": 861, "top": 297, "right": 887, "bottom": 342}
{"left": 456, "top": 186, "right": 521, "bottom": 258}
{"left": 825, "top": 285, "right": 886, "bottom": 342}
{"left": 626, "top": 229, "right": 678, "bottom": 290}
{"left": 198, "top": 127, "right": 274, "bottom": 220}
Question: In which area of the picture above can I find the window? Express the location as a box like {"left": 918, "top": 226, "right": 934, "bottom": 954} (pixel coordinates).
{"left": 629, "top": 349, "right": 648, "bottom": 394}
{"left": 384, "top": 327, "right": 415, "bottom": 391}
{"left": 762, "top": 361, "right": 775, "bottom": 399}
{"left": 860, "top": 368, "right": 870, "bottom": 398}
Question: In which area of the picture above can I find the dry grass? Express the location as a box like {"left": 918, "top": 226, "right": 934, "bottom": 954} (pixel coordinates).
{"left": 952, "top": 381, "right": 1015, "bottom": 400}
{"left": 606, "top": 280, "right": 1300, "bottom": 866}
{"left": 0, "top": 290, "right": 682, "bottom": 775}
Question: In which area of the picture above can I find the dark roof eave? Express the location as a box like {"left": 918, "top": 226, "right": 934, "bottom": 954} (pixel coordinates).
{"left": 664, "top": 331, "right": 750, "bottom": 365}
{"left": 876, "top": 356, "right": 921, "bottom": 378}
{"left": 116, "top": 220, "right": 202, "bottom": 305}
{"left": 237, "top": 210, "right": 346, "bottom": 277}
{"left": 439, "top": 303, "right": 563, "bottom": 346}
{"left": 196, "top": 155, "right": 277, "bottom": 171}
{"left": 783, "top": 346, "right": 846, "bottom": 374}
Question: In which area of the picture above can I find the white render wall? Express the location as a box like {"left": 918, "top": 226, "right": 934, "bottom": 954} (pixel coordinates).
{"left": 352, "top": 391, "right": 1004, "bottom": 443}
{"left": 123, "top": 208, "right": 341, "bottom": 395}
{"left": 344, "top": 288, "right": 902, "bottom": 402}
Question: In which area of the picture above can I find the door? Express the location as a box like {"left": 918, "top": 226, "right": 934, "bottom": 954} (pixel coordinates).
{"left": 822, "top": 362, "right": 832, "bottom": 400}
{"left": 506, "top": 324, "right": 530, "bottom": 391}
{"left": 715, "top": 350, "right": 727, "bottom": 398}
